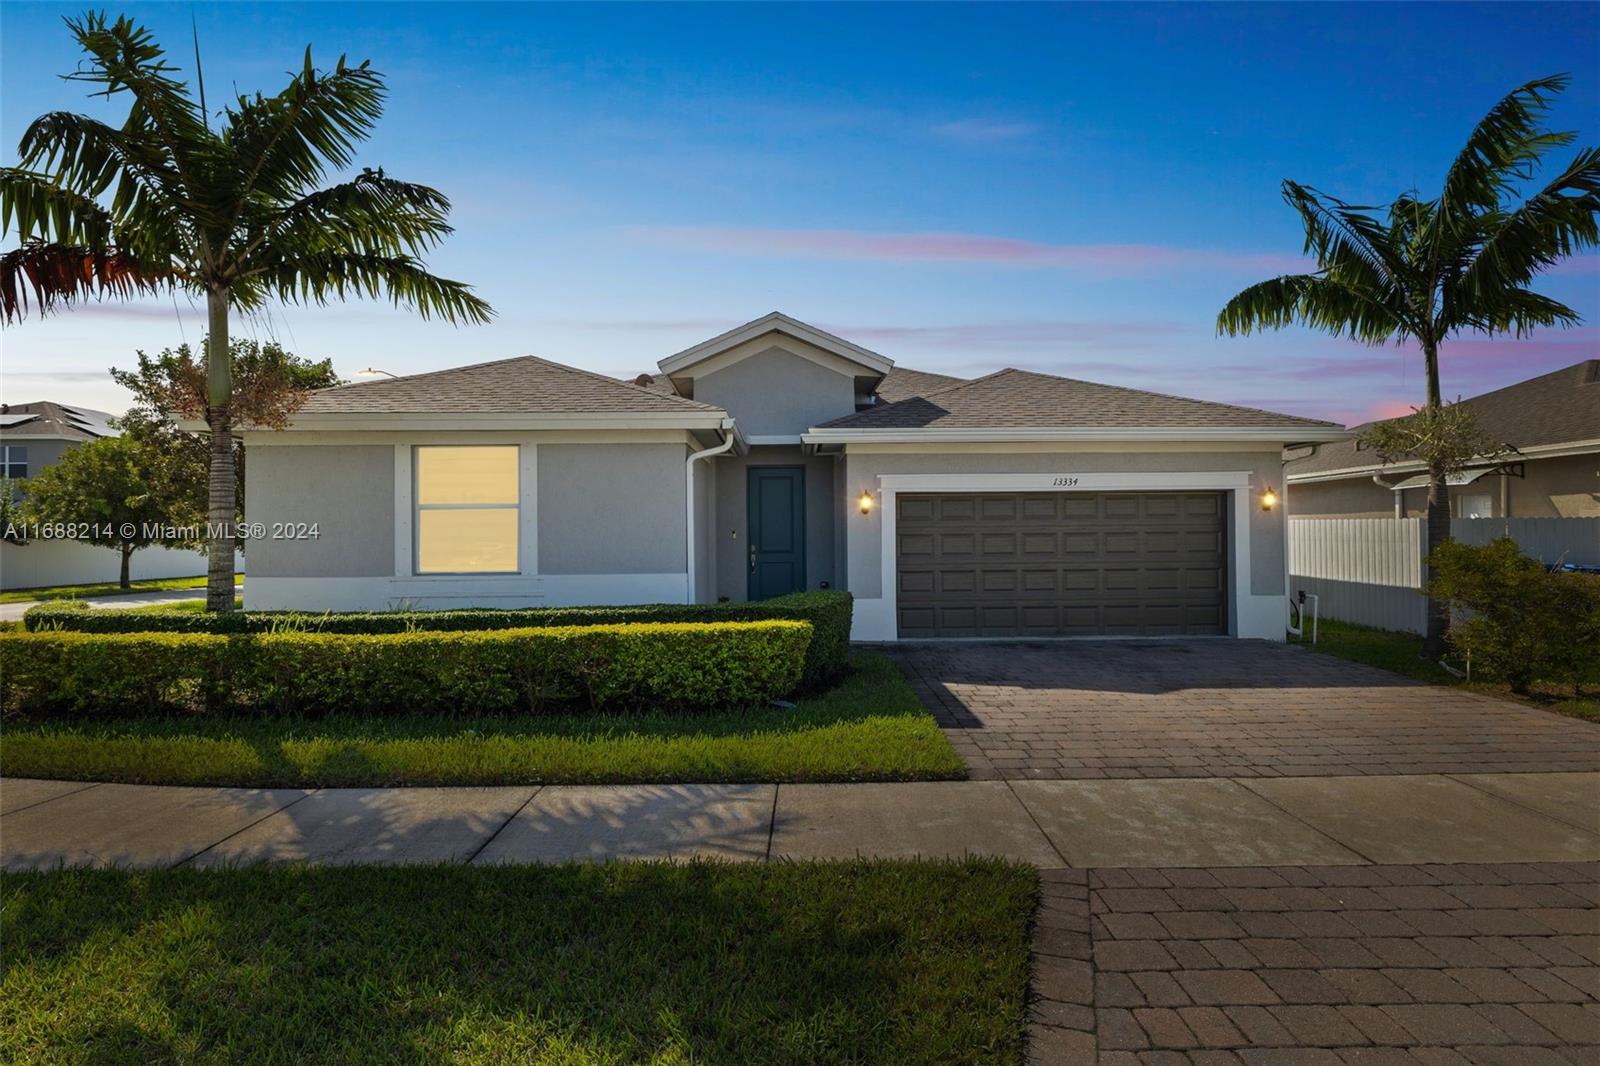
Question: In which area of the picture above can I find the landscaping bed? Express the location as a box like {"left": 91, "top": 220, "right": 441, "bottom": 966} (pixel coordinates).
{"left": 1295, "top": 618, "right": 1600, "bottom": 722}
{"left": 0, "top": 858, "right": 1035, "bottom": 1065}
{"left": 0, "top": 653, "right": 965, "bottom": 785}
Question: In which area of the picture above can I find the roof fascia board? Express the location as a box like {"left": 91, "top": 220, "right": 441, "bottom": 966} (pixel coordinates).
{"left": 803, "top": 426, "right": 1352, "bottom": 445}
{"left": 1286, "top": 437, "right": 1600, "bottom": 483}
{"left": 658, "top": 312, "right": 893, "bottom": 376}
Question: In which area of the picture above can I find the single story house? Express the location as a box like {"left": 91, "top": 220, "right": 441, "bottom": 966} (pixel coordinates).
{"left": 242, "top": 312, "right": 1347, "bottom": 640}
{"left": 1287, "top": 360, "right": 1600, "bottom": 520}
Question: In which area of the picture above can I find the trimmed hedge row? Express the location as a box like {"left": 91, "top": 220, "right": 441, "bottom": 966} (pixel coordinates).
{"left": 23, "top": 590, "right": 852, "bottom": 690}
{"left": 0, "top": 621, "right": 812, "bottom": 717}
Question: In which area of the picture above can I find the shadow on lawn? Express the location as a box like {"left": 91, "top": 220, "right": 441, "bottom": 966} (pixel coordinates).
{"left": 1, "top": 860, "right": 1033, "bottom": 1065}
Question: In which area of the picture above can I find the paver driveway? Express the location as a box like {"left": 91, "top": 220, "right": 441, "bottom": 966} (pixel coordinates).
{"left": 885, "top": 640, "right": 1600, "bottom": 780}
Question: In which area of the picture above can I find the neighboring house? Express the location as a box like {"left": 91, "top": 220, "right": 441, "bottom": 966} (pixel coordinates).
{"left": 241, "top": 312, "right": 1346, "bottom": 640}
{"left": 0, "top": 400, "right": 216, "bottom": 591}
{"left": 1287, "top": 360, "right": 1600, "bottom": 520}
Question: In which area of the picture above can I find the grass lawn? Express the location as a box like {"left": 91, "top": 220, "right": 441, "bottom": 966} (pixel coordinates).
{"left": 0, "top": 652, "right": 966, "bottom": 786}
{"left": 1296, "top": 618, "right": 1600, "bottom": 722}
{"left": 0, "top": 573, "right": 243, "bottom": 604}
{"left": 0, "top": 859, "right": 1035, "bottom": 1065}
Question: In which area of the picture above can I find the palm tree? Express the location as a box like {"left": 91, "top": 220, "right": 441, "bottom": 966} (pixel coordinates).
{"left": 1217, "top": 74, "right": 1600, "bottom": 657}
{"left": 1, "top": 13, "right": 492, "bottom": 610}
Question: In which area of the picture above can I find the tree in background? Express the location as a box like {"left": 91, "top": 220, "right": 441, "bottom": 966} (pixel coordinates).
{"left": 19, "top": 433, "right": 198, "bottom": 589}
{"left": 1217, "top": 75, "right": 1600, "bottom": 657}
{"left": 112, "top": 339, "right": 341, "bottom": 530}
{"left": 1, "top": 12, "right": 491, "bottom": 611}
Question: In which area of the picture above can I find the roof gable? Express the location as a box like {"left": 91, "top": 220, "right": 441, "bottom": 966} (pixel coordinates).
{"left": 657, "top": 312, "right": 894, "bottom": 378}
{"left": 812, "top": 368, "right": 1343, "bottom": 436}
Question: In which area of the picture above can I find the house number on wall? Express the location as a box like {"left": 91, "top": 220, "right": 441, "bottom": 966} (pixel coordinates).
{"left": 1052, "top": 476, "right": 1080, "bottom": 487}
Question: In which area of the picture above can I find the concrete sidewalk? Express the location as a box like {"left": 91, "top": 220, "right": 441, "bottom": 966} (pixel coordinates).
{"left": 0, "top": 586, "right": 215, "bottom": 622}
{"left": 4, "top": 772, "right": 1597, "bottom": 872}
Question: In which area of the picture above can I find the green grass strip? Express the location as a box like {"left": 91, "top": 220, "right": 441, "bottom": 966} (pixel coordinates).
{"left": 1, "top": 859, "right": 1036, "bottom": 1065}
{"left": 0, "top": 653, "right": 967, "bottom": 786}
{"left": 0, "top": 573, "right": 242, "bottom": 604}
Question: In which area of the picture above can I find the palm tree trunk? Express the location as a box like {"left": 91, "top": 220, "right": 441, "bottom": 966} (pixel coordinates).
{"left": 1421, "top": 337, "right": 1450, "bottom": 658}
{"left": 204, "top": 288, "right": 236, "bottom": 613}
{"left": 119, "top": 543, "right": 132, "bottom": 590}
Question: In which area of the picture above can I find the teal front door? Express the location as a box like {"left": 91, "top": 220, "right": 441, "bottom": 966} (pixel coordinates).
{"left": 747, "top": 467, "right": 806, "bottom": 600}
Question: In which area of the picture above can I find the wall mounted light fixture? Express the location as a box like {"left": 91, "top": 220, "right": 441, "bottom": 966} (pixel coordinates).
{"left": 859, "top": 491, "right": 875, "bottom": 515}
{"left": 1261, "top": 487, "right": 1279, "bottom": 512}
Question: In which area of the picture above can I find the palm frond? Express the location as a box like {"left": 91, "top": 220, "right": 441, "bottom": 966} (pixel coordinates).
{"left": 243, "top": 169, "right": 454, "bottom": 261}
{"left": 1452, "top": 145, "right": 1600, "bottom": 314}
{"left": 0, "top": 167, "right": 115, "bottom": 247}
{"left": 1439, "top": 75, "right": 1574, "bottom": 224}
{"left": 1447, "top": 286, "right": 1581, "bottom": 338}
{"left": 1216, "top": 273, "right": 1410, "bottom": 343}
{"left": 224, "top": 54, "right": 386, "bottom": 206}
{"left": 1283, "top": 181, "right": 1406, "bottom": 291}
{"left": 245, "top": 251, "right": 492, "bottom": 324}
{"left": 0, "top": 240, "right": 170, "bottom": 322}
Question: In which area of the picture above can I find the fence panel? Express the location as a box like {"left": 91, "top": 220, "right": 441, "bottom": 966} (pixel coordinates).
{"left": 1450, "top": 517, "right": 1600, "bottom": 567}
{"left": 1287, "top": 518, "right": 1427, "bottom": 633}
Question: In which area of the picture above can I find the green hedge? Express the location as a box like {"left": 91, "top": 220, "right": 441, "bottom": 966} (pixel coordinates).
{"left": 0, "top": 621, "right": 811, "bottom": 717}
{"left": 23, "top": 589, "right": 853, "bottom": 689}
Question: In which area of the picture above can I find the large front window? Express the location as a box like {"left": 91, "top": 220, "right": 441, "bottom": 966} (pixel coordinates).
{"left": 1, "top": 445, "right": 27, "bottom": 479}
{"left": 415, "top": 445, "right": 519, "bottom": 573}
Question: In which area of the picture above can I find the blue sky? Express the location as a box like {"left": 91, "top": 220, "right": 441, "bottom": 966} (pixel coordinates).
{"left": 2, "top": 1, "right": 1597, "bottom": 425}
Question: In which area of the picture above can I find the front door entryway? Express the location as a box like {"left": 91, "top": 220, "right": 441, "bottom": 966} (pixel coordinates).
{"left": 747, "top": 467, "right": 806, "bottom": 600}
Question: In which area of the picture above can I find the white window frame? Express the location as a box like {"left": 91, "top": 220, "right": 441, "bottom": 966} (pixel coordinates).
{"left": 1, "top": 445, "right": 28, "bottom": 479}
{"left": 412, "top": 444, "right": 521, "bottom": 575}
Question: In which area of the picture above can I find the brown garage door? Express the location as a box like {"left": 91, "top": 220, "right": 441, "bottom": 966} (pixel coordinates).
{"left": 895, "top": 492, "right": 1227, "bottom": 637}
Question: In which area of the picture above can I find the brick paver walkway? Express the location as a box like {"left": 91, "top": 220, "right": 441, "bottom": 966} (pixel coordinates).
{"left": 1030, "top": 861, "right": 1600, "bottom": 1064}
{"left": 886, "top": 641, "right": 1600, "bottom": 780}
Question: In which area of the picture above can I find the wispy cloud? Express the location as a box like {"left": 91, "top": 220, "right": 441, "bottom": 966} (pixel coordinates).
{"left": 821, "top": 319, "right": 1189, "bottom": 351}
{"left": 626, "top": 226, "right": 1310, "bottom": 275}
{"left": 930, "top": 118, "right": 1041, "bottom": 143}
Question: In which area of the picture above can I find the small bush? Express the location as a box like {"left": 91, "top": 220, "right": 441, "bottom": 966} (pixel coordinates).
{"left": 0, "top": 621, "right": 812, "bottom": 717}
{"left": 1428, "top": 536, "right": 1600, "bottom": 694}
{"left": 22, "top": 589, "right": 853, "bottom": 689}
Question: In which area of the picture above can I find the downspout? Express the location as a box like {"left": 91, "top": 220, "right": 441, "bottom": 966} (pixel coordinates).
{"left": 685, "top": 418, "right": 737, "bottom": 603}
{"left": 1372, "top": 473, "right": 1402, "bottom": 519}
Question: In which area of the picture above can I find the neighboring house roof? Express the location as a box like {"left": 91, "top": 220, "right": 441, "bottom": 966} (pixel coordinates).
{"left": 657, "top": 311, "right": 894, "bottom": 377}
{"left": 0, "top": 401, "right": 118, "bottom": 441}
{"left": 873, "top": 367, "right": 966, "bottom": 403}
{"left": 298, "top": 355, "right": 725, "bottom": 416}
{"left": 808, "top": 368, "right": 1345, "bottom": 441}
{"left": 1287, "top": 359, "right": 1600, "bottom": 482}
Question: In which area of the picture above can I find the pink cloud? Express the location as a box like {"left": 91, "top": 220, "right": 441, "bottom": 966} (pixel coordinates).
{"left": 819, "top": 319, "right": 1189, "bottom": 351}
{"left": 626, "top": 226, "right": 1312, "bottom": 276}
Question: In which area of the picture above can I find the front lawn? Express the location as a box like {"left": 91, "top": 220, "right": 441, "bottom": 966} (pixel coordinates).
{"left": 0, "top": 859, "right": 1035, "bottom": 1065}
{"left": 0, "top": 573, "right": 242, "bottom": 604}
{"left": 1296, "top": 619, "right": 1600, "bottom": 722}
{"left": 0, "top": 652, "right": 966, "bottom": 786}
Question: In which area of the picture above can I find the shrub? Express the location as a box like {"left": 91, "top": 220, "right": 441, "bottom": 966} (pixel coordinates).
{"left": 1427, "top": 536, "right": 1600, "bottom": 694}
{"left": 0, "top": 620, "right": 811, "bottom": 717}
{"left": 21, "top": 589, "right": 853, "bottom": 689}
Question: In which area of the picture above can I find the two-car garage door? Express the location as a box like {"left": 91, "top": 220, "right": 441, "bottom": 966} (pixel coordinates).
{"left": 895, "top": 492, "right": 1228, "bottom": 637}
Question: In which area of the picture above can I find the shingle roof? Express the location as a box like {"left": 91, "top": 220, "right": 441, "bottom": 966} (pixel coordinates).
{"left": 817, "top": 368, "right": 1343, "bottom": 431}
{"left": 0, "top": 401, "right": 118, "bottom": 440}
{"left": 1288, "top": 359, "right": 1600, "bottom": 477}
{"left": 299, "top": 355, "right": 725, "bottom": 415}
{"left": 873, "top": 367, "right": 966, "bottom": 403}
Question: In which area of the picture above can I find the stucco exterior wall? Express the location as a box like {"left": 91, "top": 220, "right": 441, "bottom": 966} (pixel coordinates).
{"left": 839, "top": 445, "right": 1288, "bottom": 640}
{"left": 0, "top": 436, "right": 75, "bottom": 478}
{"left": 691, "top": 346, "right": 857, "bottom": 438}
{"left": 710, "top": 445, "right": 839, "bottom": 601}
{"left": 537, "top": 443, "right": 687, "bottom": 574}
{"left": 246, "top": 444, "right": 396, "bottom": 577}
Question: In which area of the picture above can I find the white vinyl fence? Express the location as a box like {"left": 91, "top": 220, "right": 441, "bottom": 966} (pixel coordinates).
{"left": 1287, "top": 516, "right": 1600, "bottom": 634}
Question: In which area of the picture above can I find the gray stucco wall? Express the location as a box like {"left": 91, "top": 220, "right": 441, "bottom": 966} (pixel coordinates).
{"left": 537, "top": 443, "right": 687, "bottom": 574}
{"left": 691, "top": 347, "right": 857, "bottom": 437}
{"left": 694, "top": 458, "right": 717, "bottom": 600}
{"left": 711, "top": 445, "right": 839, "bottom": 600}
{"left": 246, "top": 445, "right": 395, "bottom": 577}
{"left": 0, "top": 437, "right": 73, "bottom": 477}
{"left": 842, "top": 449, "right": 1287, "bottom": 598}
